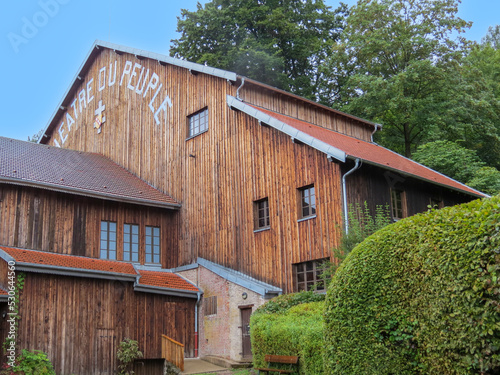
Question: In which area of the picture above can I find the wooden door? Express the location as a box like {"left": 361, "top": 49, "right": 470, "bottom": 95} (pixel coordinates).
{"left": 240, "top": 308, "right": 252, "bottom": 359}
{"left": 94, "top": 328, "right": 116, "bottom": 374}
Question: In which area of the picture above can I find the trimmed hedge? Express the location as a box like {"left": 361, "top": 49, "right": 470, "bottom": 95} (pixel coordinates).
{"left": 251, "top": 292, "right": 326, "bottom": 374}
{"left": 324, "top": 196, "right": 500, "bottom": 374}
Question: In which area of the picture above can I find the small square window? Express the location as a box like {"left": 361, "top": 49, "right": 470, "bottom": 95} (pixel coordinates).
{"left": 188, "top": 108, "right": 208, "bottom": 138}
{"left": 391, "top": 189, "right": 406, "bottom": 220}
{"left": 100, "top": 220, "right": 117, "bottom": 260}
{"left": 298, "top": 185, "right": 316, "bottom": 219}
{"left": 254, "top": 198, "right": 270, "bottom": 230}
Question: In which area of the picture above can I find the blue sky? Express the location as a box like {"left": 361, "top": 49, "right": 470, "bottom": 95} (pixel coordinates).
{"left": 1, "top": 0, "right": 498, "bottom": 141}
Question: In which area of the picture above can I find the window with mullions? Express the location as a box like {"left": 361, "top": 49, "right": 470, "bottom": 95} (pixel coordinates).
{"left": 123, "top": 224, "right": 139, "bottom": 262}
{"left": 188, "top": 108, "right": 208, "bottom": 138}
{"left": 391, "top": 188, "right": 406, "bottom": 220}
{"left": 254, "top": 198, "right": 270, "bottom": 230}
{"left": 145, "top": 226, "right": 160, "bottom": 264}
{"left": 298, "top": 185, "right": 316, "bottom": 219}
{"left": 294, "top": 259, "right": 329, "bottom": 292}
{"left": 100, "top": 221, "right": 117, "bottom": 260}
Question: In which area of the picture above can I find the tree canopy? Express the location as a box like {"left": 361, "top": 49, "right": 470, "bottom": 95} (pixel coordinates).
{"left": 327, "top": 0, "right": 472, "bottom": 157}
{"left": 170, "top": 0, "right": 347, "bottom": 102}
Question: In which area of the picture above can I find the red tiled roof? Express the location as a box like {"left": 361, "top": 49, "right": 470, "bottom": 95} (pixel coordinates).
{"left": 137, "top": 270, "right": 199, "bottom": 292}
{"left": 251, "top": 105, "right": 486, "bottom": 198}
{"left": 0, "top": 246, "right": 137, "bottom": 275}
{"left": 0, "top": 137, "right": 179, "bottom": 208}
{"left": 0, "top": 287, "right": 8, "bottom": 296}
{"left": 0, "top": 246, "right": 199, "bottom": 294}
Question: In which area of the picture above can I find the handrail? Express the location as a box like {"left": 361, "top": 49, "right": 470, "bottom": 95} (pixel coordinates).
{"left": 161, "top": 335, "right": 184, "bottom": 371}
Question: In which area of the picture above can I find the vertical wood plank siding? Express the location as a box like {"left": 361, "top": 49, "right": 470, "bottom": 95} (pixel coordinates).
{"left": 42, "top": 49, "right": 344, "bottom": 293}
{"left": 0, "top": 185, "right": 179, "bottom": 268}
{"left": 16, "top": 272, "right": 195, "bottom": 375}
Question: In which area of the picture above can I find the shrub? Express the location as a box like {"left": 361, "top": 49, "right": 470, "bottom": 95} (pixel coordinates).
{"left": 324, "top": 195, "right": 500, "bottom": 374}
{"left": 5, "top": 349, "right": 55, "bottom": 375}
{"left": 251, "top": 295, "right": 325, "bottom": 374}
{"left": 117, "top": 338, "right": 143, "bottom": 375}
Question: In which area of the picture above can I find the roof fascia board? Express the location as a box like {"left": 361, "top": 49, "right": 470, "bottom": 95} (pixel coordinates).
{"left": 14, "top": 262, "right": 137, "bottom": 282}
{"left": 133, "top": 284, "right": 199, "bottom": 299}
{"left": 96, "top": 40, "right": 238, "bottom": 82}
{"left": 227, "top": 95, "right": 346, "bottom": 163}
{"left": 197, "top": 258, "right": 281, "bottom": 297}
{"left": 347, "top": 155, "right": 487, "bottom": 198}
{"left": 0, "top": 177, "right": 181, "bottom": 210}
{"left": 41, "top": 40, "right": 237, "bottom": 143}
{"left": 241, "top": 77, "right": 379, "bottom": 130}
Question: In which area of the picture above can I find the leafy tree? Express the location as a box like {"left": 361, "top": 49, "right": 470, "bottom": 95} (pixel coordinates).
{"left": 482, "top": 24, "right": 500, "bottom": 50}
{"left": 328, "top": 0, "right": 471, "bottom": 157}
{"left": 421, "top": 35, "right": 500, "bottom": 169}
{"left": 413, "top": 140, "right": 485, "bottom": 183}
{"left": 413, "top": 140, "right": 500, "bottom": 195}
{"left": 170, "top": 0, "right": 347, "bottom": 102}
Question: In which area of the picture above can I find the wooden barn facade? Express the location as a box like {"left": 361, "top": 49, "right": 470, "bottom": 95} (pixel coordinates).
{"left": 0, "top": 40, "right": 485, "bottom": 373}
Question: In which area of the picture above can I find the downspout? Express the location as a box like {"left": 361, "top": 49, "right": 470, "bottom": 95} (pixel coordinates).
{"left": 195, "top": 291, "right": 201, "bottom": 358}
{"left": 236, "top": 77, "right": 245, "bottom": 101}
{"left": 371, "top": 124, "right": 382, "bottom": 143}
{"left": 342, "top": 158, "right": 361, "bottom": 234}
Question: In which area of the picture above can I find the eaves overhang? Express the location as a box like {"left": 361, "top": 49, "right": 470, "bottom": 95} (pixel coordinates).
{"left": 0, "top": 176, "right": 181, "bottom": 210}
{"left": 347, "top": 154, "right": 488, "bottom": 199}
{"left": 227, "top": 95, "right": 346, "bottom": 163}
{"left": 133, "top": 284, "right": 199, "bottom": 299}
{"left": 0, "top": 250, "right": 137, "bottom": 282}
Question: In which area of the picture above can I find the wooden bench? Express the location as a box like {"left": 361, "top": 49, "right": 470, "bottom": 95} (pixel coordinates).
{"left": 255, "top": 354, "right": 299, "bottom": 374}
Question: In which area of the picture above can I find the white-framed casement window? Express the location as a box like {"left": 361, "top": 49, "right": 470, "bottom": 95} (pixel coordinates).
{"left": 100, "top": 221, "right": 117, "bottom": 260}
{"left": 123, "top": 224, "right": 139, "bottom": 262}
{"left": 145, "top": 226, "right": 160, "bottom": 264}
{"left": 187, "top": 107, "right": 208, "bottom": 138}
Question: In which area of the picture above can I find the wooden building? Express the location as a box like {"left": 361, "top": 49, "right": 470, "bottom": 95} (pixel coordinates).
{"left": 0, "top": 40, "right": 486, "bottom": 373}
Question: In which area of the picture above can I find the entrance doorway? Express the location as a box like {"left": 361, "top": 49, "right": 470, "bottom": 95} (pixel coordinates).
{"left": 240, "top": 307, "right": 252, "bottom": 359}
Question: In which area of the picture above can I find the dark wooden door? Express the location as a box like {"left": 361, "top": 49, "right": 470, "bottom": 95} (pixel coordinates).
{"left": 240, "top": 308, "right": 252, "bottom": 359}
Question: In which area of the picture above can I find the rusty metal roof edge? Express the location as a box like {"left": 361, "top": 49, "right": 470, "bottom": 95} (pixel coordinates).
{"left": 0, "top": 176, "right": 181, "bottom": 210}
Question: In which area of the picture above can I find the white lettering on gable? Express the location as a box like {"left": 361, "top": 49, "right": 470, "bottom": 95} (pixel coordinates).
{"left": 120, "top": 61, "right": 133, "bottom": 86}
{"left": 87, "top": 78, "right": 94, "bottom": 104}
{"left": 127, "top": 63, "right": 142, "bottom": 91}
{"left": 78, "top": 89, "right": 86, "bottom": 113}
{"left": 53, "top": 57, "right": 174, "bottom": 146}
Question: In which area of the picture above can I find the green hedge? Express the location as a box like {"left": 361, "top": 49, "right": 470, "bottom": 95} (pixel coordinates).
{"left": 324, "top": 196, "right": 500, "bottom": 374}
{"left": 251, "top": 292, "right": 325, "bottom": 374}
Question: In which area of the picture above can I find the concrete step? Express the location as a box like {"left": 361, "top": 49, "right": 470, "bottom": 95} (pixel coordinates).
{"left": 182, "top": 358, "right": 227, "bottom": 374}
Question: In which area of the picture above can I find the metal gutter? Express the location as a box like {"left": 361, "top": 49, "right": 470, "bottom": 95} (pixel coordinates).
{"left": 227, "top": 95, "right": 346, "bottom": 163}
{"left": 0, "top": 177, "right": 181, "bottom": 210}
{"left": 133, "top": 284, "right": 199, "bottom": 299}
